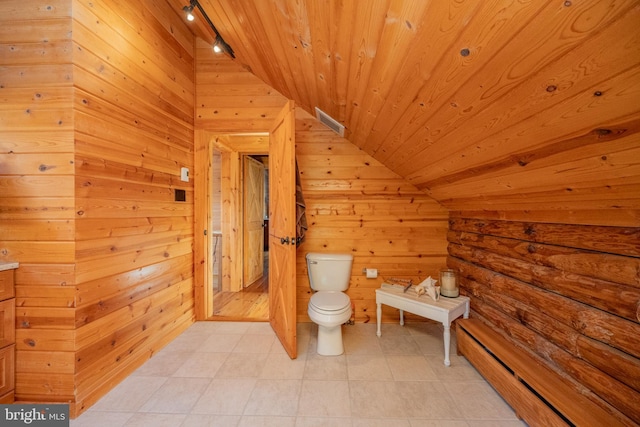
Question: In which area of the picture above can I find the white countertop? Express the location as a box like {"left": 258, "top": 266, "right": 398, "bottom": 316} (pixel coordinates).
{"left": 0, "top": 262, "right": 19, "bottom": 271}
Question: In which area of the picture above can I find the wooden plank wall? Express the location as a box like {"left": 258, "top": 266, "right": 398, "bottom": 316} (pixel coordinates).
{"left": 0, "top": 0, "right": 76, "bottom": 406}
{"left": 2, "top": 0, "right": 197, "bottom": 417}
{"left": 449, "top": 214, "right": 640, "bottom": 425}
{"left": 295, "top": 112, "right": 450, "bottom": 323}
{"left": 71, "top": 0, "right": 196, "bottom": 416}
{"left": 196, "top": 48, "right": 450, "bottom": 324}
{"left": 196, "top": 38, "right": 286, "bottom": 132}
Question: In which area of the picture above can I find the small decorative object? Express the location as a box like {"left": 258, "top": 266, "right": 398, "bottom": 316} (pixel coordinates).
{"left": 439, "top": 269, "right": 459, "bottom": 298}
{"left": 381, "top": 277, "right": 413, "bottom": 292}
{"left": 425, "top": 283, "right": 439, "bottom": 301}
{"left": 415, "top": 276, "right": 439, "bottom": 301}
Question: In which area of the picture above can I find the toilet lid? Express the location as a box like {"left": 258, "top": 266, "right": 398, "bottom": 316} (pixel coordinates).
{"left": 310, "top": 292, "right": 350, "bottom": 311}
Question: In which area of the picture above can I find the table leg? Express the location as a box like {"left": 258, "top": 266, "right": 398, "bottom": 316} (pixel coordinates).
{"left": 376, "top": 302, "right": 382, "bottom": 337}
{"left": 463, "top": 299, "right": 470, "bottom": 319}
{"left": 399, "top": 309, "right": 404, "bottom": 326}
{"left": 443, "top": 322, "right": 451, "bottom": 366}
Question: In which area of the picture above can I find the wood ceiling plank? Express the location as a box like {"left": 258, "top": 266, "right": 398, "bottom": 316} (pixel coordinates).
{"left": 343, "top": 0, "right": 390, "bottom": 140}
{"left": 367, "top": 0, "right": 546, "bottom": 161}
{"left": 419, "top": 119, "right": 640, "bottom": 192}
{"left": 202, "top": 0, "right": 271, "bottom": 75}
{"left": 428, "top": 150, "right": 640, "bottom": 201}
{"left": 394, "top": 1, "right": 640, "bottom": 179}
{"left": 307, "top": 0, "right": 338, "bottom": 117}
{"left": 348, "top": 0, "right": 431, "bottom": 148}
{"left": 356, "top": 0, "right": 483, "bottom": 153}
{"left": 249, "top": 1, "right": 305, "bottom": 104}
{"left": 328, "top": 0, "right": 357, "bottom": 124}
{"left": 405, "top": 65, "right": 640, "bottom": 187}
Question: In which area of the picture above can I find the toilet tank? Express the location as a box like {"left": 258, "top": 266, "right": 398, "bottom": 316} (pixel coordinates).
{"left": 306, "top": 252, "right": 354, "bottom": 291}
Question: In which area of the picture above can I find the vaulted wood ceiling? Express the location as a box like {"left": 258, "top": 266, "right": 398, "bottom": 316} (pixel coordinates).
{"left": 175, "top": 0, "right": 640, "bottom": 223}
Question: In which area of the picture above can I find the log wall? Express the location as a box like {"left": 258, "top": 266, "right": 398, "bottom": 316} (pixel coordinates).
{"left": 196, "top": 49, "right": 450, "bottom": 324}
{"left": 449, "top": 214, "right": 640, "bottom": 425}
{"left": 1, "top": 0, "right": 196, "bottom": 417}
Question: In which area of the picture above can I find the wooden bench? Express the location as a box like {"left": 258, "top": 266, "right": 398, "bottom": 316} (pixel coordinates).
{"left": 456, "top": 319, "right": 624, "bottom": 427}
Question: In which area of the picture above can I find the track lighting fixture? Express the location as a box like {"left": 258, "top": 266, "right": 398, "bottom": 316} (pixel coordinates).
{"left": 182, "top": 0, "right": 235, "bottom": 58}
{"left": 183, "top": 4, "right": 195, "bottom": 21}
{"left": 213, "top": 36, "right": 223, "bottom": 53}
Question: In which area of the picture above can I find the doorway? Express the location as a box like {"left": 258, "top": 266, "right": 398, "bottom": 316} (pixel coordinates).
{"left": 194, "top": 100, "right": 298, "bottom": 358}
{"left": 210, "top": 151, "right": 270, "bottom": 320}
{"left": 208, "top": 135, "right": 269, "bottom": 320}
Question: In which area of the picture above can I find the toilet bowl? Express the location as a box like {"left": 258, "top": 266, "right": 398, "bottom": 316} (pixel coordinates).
{"left": 306, "top": 253, "right": 354, "bottom": 356}
{"left": 308, "top": 291, "right": 352, "bottom": 356}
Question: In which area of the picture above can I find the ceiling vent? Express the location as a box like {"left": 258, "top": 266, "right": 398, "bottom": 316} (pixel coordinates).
{"left": 315, "top": 107, "right": 345, "bottom": 137}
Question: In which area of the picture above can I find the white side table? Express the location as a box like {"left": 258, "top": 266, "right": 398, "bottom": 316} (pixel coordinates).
{"left": 376, "top": 287, "right": 470, "bottom": 366}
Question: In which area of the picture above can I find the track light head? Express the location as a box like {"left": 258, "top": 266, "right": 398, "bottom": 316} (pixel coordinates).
{"left": 213, "top": 36, "right": 223, "bottom": 53}
{"left": 182, "top": 4, "right": 195, "bottom": 21}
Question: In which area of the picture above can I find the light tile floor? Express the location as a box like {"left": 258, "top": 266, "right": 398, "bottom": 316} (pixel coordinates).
{"left": 71, "top": 321, "right": 526, "bottom": 427}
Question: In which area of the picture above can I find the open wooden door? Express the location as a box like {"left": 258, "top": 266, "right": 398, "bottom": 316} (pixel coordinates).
{"left": 243, "top": 155, "right": 265, "bottom": 287}
{"left": 268, "top": 101, "right": 297, "bottom": 358}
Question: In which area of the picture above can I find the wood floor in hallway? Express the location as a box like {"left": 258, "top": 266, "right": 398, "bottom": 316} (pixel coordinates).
{"left": 210, "top": 253, "right": 269, "bottom": 321}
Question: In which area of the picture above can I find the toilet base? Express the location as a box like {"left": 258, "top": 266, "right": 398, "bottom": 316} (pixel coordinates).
{"left": 316, "top": 324, "right": 344, "bottom": 356}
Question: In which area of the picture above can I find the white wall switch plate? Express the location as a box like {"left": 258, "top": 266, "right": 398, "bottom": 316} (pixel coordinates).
{"left": 180, "top": 167, "right": 189, "bottom": 182}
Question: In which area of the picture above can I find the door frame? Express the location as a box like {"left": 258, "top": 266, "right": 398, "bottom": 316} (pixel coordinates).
{"left": 194, "top": 102, "right": 297, "bottom": 357}
{"left": 194, "top": 131, "right": 270, "bottom": 320}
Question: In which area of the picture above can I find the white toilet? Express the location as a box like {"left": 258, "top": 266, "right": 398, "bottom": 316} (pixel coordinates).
{"left": 306, "top": 252, "right": 353, "bottom": 356}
